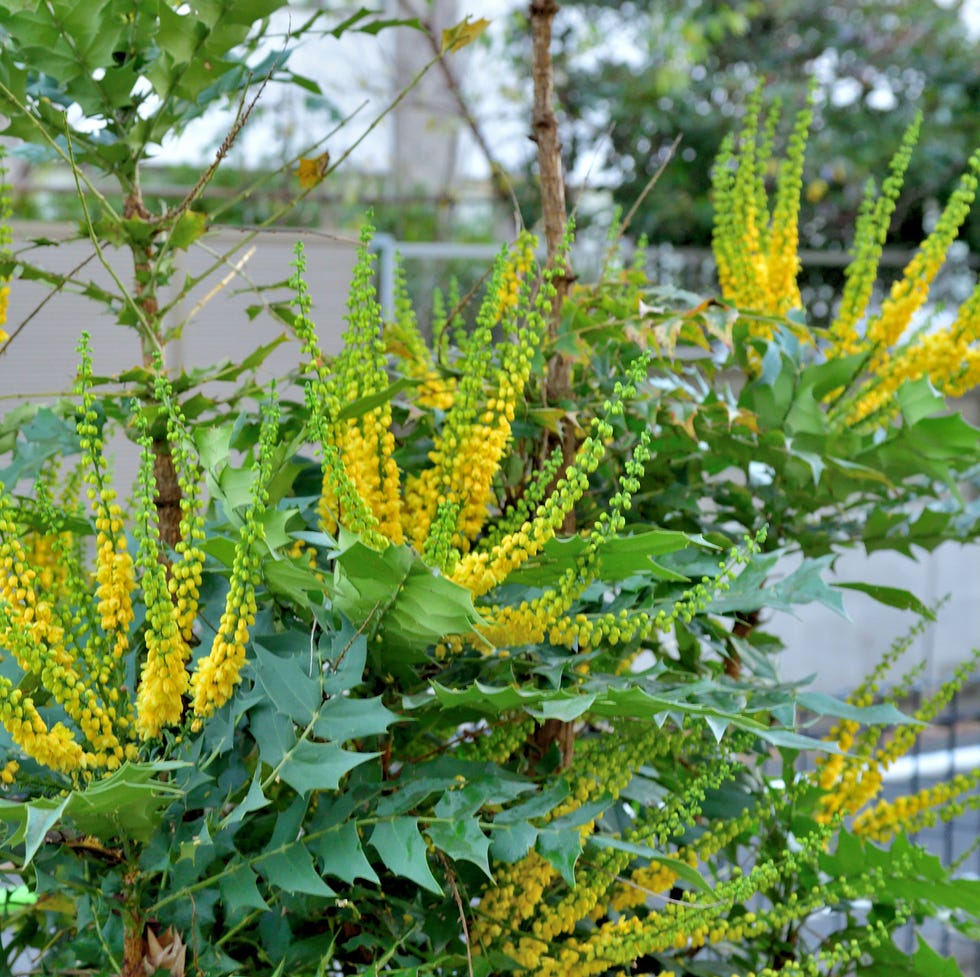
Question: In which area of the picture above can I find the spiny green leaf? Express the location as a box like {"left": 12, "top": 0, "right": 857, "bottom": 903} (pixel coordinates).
{"left": 796, "top": 691, "right": 920, "bottom": 727}
{"left": 310, "top": 822, "right": 379, "bottom": 885}
{"left": 503, "top": 529, "right": 709, "bottom": 587}
{"left": 63, "top": 762, "right": 187, "bottom": 845}
{"left": 535, "top": 827, "right": 581, "bottom": 886}
{"left": 334, "top": 536, "right": 483, "bottom": 656}
{"left": 260, "top": 843, "right": 335, "bottom": 898}
{"left": 314, "top": 695, "right": 400, "bottom": 742}
{"left": 834, "top": 583, "right": 936, "bottom": 621}
{"left": 369, "top": 818, "right": 441, "bottom": 894}
{"left": 219, "top": 860, "right": 270, "bottom": 919}
{"left": 0, "top": 795, "right": 69, "bottom": 867}
{"left": 169, "top": 210, "right": 208, "bottom": 250}
{"left": 425, "top": 816, "right": 491, "bottom": 877}
{"left": 278, "top": 740, "right": 378, "bottom": 797}
{"left": 249, "top": 642, "right": 320, "bottom": 725}
{"left": 490, "top": 821, "right": 538, "bottom": 863}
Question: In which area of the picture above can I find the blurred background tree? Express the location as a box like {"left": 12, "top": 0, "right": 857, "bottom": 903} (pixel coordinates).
{"left": 499, "top": 0, "right": 980, "bottom": 252}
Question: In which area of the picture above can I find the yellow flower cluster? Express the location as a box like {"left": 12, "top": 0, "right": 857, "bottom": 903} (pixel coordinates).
{"left": 310, "top": 226, "right": 405, "bottom": 544}
{"left": 838, "top": 150, "right": 980, "bottom": 424}
{"left": 402, "top": 233, "right": 541, "bottom": 555}
{"left": 827, "top": 117, "right": 920, "bottom": 357}
{"left": 710, "top": 101, "right": 980, "bottom": 428}
{"left": 190, "top": 396, "right": 279, "bottom": 721}
{"left": 711, "top": 96, "right": 812, "bottom": 329}
{"left": 0, "top": 337, "right": 274, "bottom": 782}
{"left": 853, "top": 769, "right": 980, "bottom": 843}
{"left": 865, "top": 152, "right": 980, "bottom": 365}
{"left": 474, "top": 725, "right": 689, "bottom": 971}
{"left": 385, "top": 261, "right": 456, "bottom": 411}
{"left": 0, "top": 472, "right": 134, "bottom": 774}
{"left": 815, "top": 648, "right": 979, "bottom": 823}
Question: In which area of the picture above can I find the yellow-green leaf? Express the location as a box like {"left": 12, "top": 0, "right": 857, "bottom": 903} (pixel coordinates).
{"left": 441, "top": 16, "right": 490, "bottom": 54}
{"left": 296, "top": 151, "right": 331, "bottom": 189}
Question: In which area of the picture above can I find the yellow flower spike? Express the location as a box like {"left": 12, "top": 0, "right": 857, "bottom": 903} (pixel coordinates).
{"left": 865, "top": 150, "right": 980, "bottom": 366}
{"left": 0, "top": 677, "right": 85, "bottom": 776}
{"left": 403, "top": 231, "right": 549, "bottom": 553}
{"left": 711, "top": 94, "right": 813, "bottom": 333}
{"left": 853, "top": 769, "right": 980, "bottom": 843}
{"left": 827, "top": 115, "right": 921, "bottom": 357}
{"left": 766, "top": 99, "right": 812, "bottom": 315}
{"left": 386, "top": 259, "right": 457, "bottom": 410}
{"left": 0, "top": 493, "right": 127, "bottom": 768}
{"left": 133, "top": 414, "right": 190, "bottom": 739}
{"left": 75, "top": 336, "right": 136, "bottom": 674}
{"left": 191, "top": 395, "right": 279, "bottom": 720}
{"left": 0, "top": 758, "right": 17, "bottom": 786}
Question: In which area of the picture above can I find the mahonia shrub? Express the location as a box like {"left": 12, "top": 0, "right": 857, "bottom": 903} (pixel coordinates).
{"left": 0, "top": 120, "right": 978, "bottom": 977}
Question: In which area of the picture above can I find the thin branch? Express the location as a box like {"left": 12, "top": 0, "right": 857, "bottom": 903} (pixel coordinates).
{"left": 402, "top": 0, "right": 523, "bottom": 232}
{"left": 0, "top": 78, "right": 125, "bottom": 225}
{"left": 180, "top": 52, "right": 443, "bottom": 304}
{"left": 64, "top": 128, "right": 161, "bottom": 358}
{"left": 601, "top": 134, "right": 681, "bottom": 281}
{"left": 158, "top": 55, "right": 281, "bottom": 229}
{"left": 437, "top": 851, "right": 475, "bottom": 977}
{"left": 164, "top": 244, "right": 257, "bottom": 341}
{"left": 0, "top": 252, "right": 97, "bottom": 360}
{"left": 619, "top": 135, "right": 682, "bottom": 242}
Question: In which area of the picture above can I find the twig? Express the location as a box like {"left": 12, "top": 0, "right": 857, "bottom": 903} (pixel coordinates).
{"left": 0, "top": 252, "right": 97, "bottom": 359}
{"left": 436, "top": 851, "right": 475, "bottom": 977}
{"left": 159, "top": 55, "right": 281, "bottom": 229}
{"left": 401, "top": 0, "right": 524, "bottom": 233}
{"left": 617, "top": 134, "right": 682, "bottom": 241}
{"left": 64, "top": 128, "right": 161, "bottom": 359}
{"left": 171, "top": 244, "right": 257, "bottom": 337}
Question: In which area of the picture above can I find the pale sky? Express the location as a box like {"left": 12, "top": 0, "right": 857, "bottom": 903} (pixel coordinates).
{"left": 150, "top": 0, "right": 980, "bottom": 182}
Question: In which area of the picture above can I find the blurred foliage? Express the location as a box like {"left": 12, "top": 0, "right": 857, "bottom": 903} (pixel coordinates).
{"left": 501, "top": 0, "right": 980, "bottom": 252}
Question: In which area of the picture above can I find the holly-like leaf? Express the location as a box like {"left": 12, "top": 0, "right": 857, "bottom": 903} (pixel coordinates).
{"left": 310, "top": 822, "right": 379, "bottom": 885}
{"left": 260, "top": 843, "right": 335, "bottom": 898}
{"left": 490, "top": 821, "right": 538, "bottom": 863}
{"left": 314, "top": 695, "right": 400, "bottom": 742}
{"left": 369, "top": 818, "right": 441, "bottom": 894}
{"left": 0, "top": 795, "right": 70, "bottom": 867}
{"left": 535, "top": 827, "right": 581, "bottom": 886}
{"left": 503, "top": 529, "right": 707, "bottom": 587}
{"left": 587, "top": 837, "right": 711, "bottom": 892}
{"left": 835, "top": 581, "right": 936, "bottom": 619}
{"left": 796, "top": 691, "right": 920, "bottom": 727}
{"left": 249, "top": 642, "right": 320, "bottom": 725}
{"left": 64, "top": 762, "right": 187, "bottom": 844}
{"left": 278, "top": 740, "right": 378, "bottom": 797}
{"left": 425, "top": 815, "right": 491, "bottom": 878}
{"left": 218, "top": 860, "right": 270, "bottom": 919}
{"left": 221, "top": 770, "right": 271, "bottom": 828}
{"left": 333, "top": 534, "right": 483, "bottom": 656}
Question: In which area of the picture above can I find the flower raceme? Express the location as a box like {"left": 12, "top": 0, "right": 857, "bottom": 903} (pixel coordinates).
{"left": 712, "top": 98, "right": 980, "bottom": 426}
{"left": 0, "top": 337, "right": 275, "bottom": 781}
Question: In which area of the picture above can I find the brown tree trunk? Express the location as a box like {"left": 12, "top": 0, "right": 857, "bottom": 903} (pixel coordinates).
{"left": 126, "top": 189, "right": 183, "bottom": 555}
{"left": 530, "top": 0, "right": 575, "bottom": 769}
